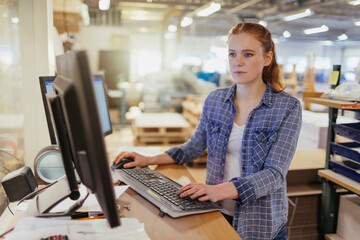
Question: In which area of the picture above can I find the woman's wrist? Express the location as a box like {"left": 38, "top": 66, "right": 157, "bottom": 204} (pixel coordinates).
{"left": 217, "top": 182, "right": 238, "bottom": 200}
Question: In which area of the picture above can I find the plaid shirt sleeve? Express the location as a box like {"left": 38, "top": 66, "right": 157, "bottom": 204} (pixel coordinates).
{"left": 165, "top": 98, "right": 209, "bottom": 164}
{"left": 230, "top": 98, "right": 302, "bottom": 205}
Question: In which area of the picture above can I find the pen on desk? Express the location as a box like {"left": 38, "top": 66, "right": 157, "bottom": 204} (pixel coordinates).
{"left": 72, "top": 213, "right": 124, "bottom": 220}
{"left": 71, "top": 211, "right": 104, "bottom": 219}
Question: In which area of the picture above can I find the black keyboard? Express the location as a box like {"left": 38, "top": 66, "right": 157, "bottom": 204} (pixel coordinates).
{"left": 113, "top": 167, "right": 222, "bottom": 218}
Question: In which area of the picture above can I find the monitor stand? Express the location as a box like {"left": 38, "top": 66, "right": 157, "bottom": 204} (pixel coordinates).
{"left": 25, "top": 176, "right": 82, "bottom": 217}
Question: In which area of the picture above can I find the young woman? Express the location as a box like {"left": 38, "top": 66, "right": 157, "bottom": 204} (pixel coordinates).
{"left": 114, "top": 23, "right": 302, "bottom": 240}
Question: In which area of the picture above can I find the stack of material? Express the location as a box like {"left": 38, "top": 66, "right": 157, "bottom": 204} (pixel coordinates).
{"left": 132, "top": 113, "right": 190, "bottom": 146}
{"left": 182, "top": 96, "right": 205, "bottom": 133}
{"left": 287, "top": 195, "right": 320, "bottom": 240}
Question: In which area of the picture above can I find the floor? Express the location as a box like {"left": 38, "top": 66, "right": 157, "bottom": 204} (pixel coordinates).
{"left": 105, "top": 126, "right": 207, "bottom": 184}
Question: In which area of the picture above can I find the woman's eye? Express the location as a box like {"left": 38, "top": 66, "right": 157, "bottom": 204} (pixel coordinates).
{"left": 244, "top": 53, "right": 253, "bottom": 57}
{"left": 228, "top": 52, "right": 236, "bottom": 57}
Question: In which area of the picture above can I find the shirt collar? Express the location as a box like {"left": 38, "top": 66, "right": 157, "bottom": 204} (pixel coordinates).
{"left": 225, "top": 82, "right": 274, "bottom": 108}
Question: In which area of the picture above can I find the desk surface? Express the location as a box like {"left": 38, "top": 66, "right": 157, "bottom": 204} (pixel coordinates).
{"left": 2, "top": 164, "right": 240, "bottom": 240}
{"left": 117, "top": 164, "right": 241, "bottom": 240}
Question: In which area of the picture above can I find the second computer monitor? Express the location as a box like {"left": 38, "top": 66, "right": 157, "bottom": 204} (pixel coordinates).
{"left": 39, "top": 74, "right": 112, "bottom": 144}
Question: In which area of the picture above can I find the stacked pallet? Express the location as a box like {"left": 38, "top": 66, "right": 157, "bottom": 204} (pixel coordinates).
{"left": 133, "top": 113, "right": 190, "bottom": 146}
{"left": 182, "top": 96, "right": 205, "bottom": 133}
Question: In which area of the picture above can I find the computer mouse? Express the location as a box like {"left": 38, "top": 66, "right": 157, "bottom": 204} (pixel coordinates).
{"left": 111, "top": 157, "right": 135, "bottom": 170}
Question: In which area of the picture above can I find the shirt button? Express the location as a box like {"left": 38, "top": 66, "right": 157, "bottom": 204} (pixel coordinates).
{"left": 242, "top": 167, "right": 245, "bottom": 170}
{"left": 242, "top": 149, "right": 246, "bottom": 153}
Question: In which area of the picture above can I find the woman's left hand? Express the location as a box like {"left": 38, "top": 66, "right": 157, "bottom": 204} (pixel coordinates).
{"left": 177, "top": 183, "right": 220, "bottom": 202}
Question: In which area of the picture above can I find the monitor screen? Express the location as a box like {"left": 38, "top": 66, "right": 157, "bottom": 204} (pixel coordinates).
{"left": 39, "top": 74, "right": 112, "bottom": 144}
{"left": 92, "top": 74, "right": 112, "bottom": 135}
{"left": 49, "top": 50, "right": 120, "bottom": 228}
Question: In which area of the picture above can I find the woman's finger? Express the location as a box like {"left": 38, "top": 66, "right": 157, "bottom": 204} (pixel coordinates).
{"left": 190, "top": 188, "right": 207, "bottom": 199}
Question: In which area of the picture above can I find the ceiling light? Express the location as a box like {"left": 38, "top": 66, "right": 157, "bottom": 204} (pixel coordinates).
{"left": 181, "top": 16, "right": 193, "bottom": 27}
{"left": 355, "top": 20, "right": 360, "bottom": 26}
{"left": 99, "top": 0, "right": 110, "bottom": 11}
{"left": 320, "top": 40, "right": 333, "bottom": 46}
{"left": 337, "top": 34, "right": 348, "bottom": 41}
{"left": 168, "top": 24, "right": 177, "bottom": 32}
{"left": 304, "top": 25, "right": 329, "bottom": 35}
{"left": 283, "top": 31, "right": 291, "bottom": 38}
{"left": 349, "top": 0, "right": 360, "bottom": 6}
{"left": 11, "top": 17, "right": 19, "bottom": 24}
{"left": 258, "top": 20, "right": 267, "bottom": 27}
{"left": 283, "top": 8, "right": 313, "bottom": 21}
{"left": 196, "top": 2, "right": 221, "bottom": 17}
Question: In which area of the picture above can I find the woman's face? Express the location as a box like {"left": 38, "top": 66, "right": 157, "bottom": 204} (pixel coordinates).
{"left": 228, "top": 32, "right": 273, "bottom": 86}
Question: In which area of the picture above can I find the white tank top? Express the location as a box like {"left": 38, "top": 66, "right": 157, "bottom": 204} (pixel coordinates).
{"left": 221, "top": 122, "right": 245, "bottom": 216}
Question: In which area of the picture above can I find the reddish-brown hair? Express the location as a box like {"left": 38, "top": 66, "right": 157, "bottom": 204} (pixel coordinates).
{"left": 228, "top": 22, "right": 283, "bottom": 92}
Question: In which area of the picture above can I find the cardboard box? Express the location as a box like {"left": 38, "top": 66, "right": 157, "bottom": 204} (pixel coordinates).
{"left": 337, "top": 194, "right": 360, "bottom": 240}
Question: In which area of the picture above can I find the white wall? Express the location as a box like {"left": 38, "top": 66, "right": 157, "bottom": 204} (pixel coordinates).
{"left": 19, "top": 0, "right": 55, "bottom": 167}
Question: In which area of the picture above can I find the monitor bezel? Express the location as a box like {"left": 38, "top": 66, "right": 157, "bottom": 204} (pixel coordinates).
{"left": 54, "top": 50, "right": 120, "bottom": 228}
{"left": 39, "top": 76, "right": 57, "bottom": 144}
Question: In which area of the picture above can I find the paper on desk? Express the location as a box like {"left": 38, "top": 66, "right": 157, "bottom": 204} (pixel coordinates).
{"left": 5, "top": 217, "right": 150, "bottom": 240}
{"left": 16, "top": 185, "right": 128, "bottom": 212}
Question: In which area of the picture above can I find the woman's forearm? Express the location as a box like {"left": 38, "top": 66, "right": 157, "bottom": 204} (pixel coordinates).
{"left": 148, "top": 153, "right": 176, "bottom": 165}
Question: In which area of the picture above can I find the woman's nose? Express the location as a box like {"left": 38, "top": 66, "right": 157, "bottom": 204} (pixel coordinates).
{"left": 236, "top": 56, "right": 244, "bottom": 66}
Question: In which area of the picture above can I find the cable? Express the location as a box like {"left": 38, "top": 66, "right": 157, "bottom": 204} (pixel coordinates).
{"left": 17, "top": 180, "right": 59, "bottom": 206}
{"left": 0, "top": 227, "right": 14, "bottom": 238}
{"left": 0, "top": 164, "right": 11, "bottom": 173}
{"left": 287, "top": 196, "right": 298, "bottom": 237}
{"left": 0, "top": 149, "right": 21, "bottom": 173}
{"left": 36, "top": 192, "right": 90, "bottom": 218}
{"left": 0, "top": 149, "right": 20, "bottom": 162}
{"left": 7, "top": 198, "right": 14, "bottom": 215}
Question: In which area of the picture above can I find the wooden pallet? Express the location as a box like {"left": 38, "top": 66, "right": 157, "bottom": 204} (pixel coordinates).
{"left": 182, "top": 96, "right": 204, "bottom": 133}
{"left": 133, "top": 124, "right": 189, "bottom": 137}
{"left": 133, "top": 113, "right": 191, "bottom": 146}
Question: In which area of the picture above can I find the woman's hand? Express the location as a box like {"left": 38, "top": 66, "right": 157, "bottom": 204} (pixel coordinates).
{"left": 177, "top": 182, "right": 238, "bottom": 202}
{"left": 113, "top": 151, "right": 152, "bottom": 168}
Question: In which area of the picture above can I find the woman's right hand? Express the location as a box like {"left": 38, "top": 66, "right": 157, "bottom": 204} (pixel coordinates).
{"left": 113, "top": 151, "right": 152, "bottom": 168}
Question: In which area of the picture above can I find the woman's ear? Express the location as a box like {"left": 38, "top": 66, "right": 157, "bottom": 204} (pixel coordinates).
{"left": 264, "top": 51, "right": 273, "bottom": 67}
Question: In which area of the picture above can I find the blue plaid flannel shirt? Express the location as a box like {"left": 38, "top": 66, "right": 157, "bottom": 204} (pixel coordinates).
{"left": 166, "top": 83, "right": 302, "bottom": 239}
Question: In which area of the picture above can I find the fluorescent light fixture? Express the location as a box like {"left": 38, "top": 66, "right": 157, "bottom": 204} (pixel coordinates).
{"left": 304, "top": 25, "right": 329, "bottom": 35}
{"left": 99, "top": 0, "right": 110, "bottom": 11}
{"left": 337, "top": 34, "right": 348, "bottom": 41}
{"left": 349, "top": 0, "right": 360, "bottom": 6}
{"left": 283, "top": 31, "right": 291, "bottom": 38}
{"left": 168, "top": 24, "right": 177, "bottom": 32}
{"left": 283, "top": 8, "right": 313, "bottom": 21}
{"left": 196, "top": 2, "right": 221, "bottom": 17}
{"left": 258, "top": 20, "right": 267, "bottom": 27}
{"left": 181, "top": 16, "right": 193, "bottom": 27}
{"left": 355, "top": 20, "right": 360, "bottom": 26}
{"left": 320, "top": 40, "right": 333, "bottom": 46}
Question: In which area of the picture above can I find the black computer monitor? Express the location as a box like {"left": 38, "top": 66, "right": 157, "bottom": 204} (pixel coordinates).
{"left": 39, "top": 74, "right": 112, "bottom": 144}
{"left": 27, "top": 51, "right": 120, "bottom": 228}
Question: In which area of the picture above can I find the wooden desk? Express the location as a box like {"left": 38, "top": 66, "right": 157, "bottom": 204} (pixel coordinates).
{"left": 117, "top": 164, "right": 241, "bottom": 240}
{"left": 1, "top": 164, "right": 240, "bottom": 240}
